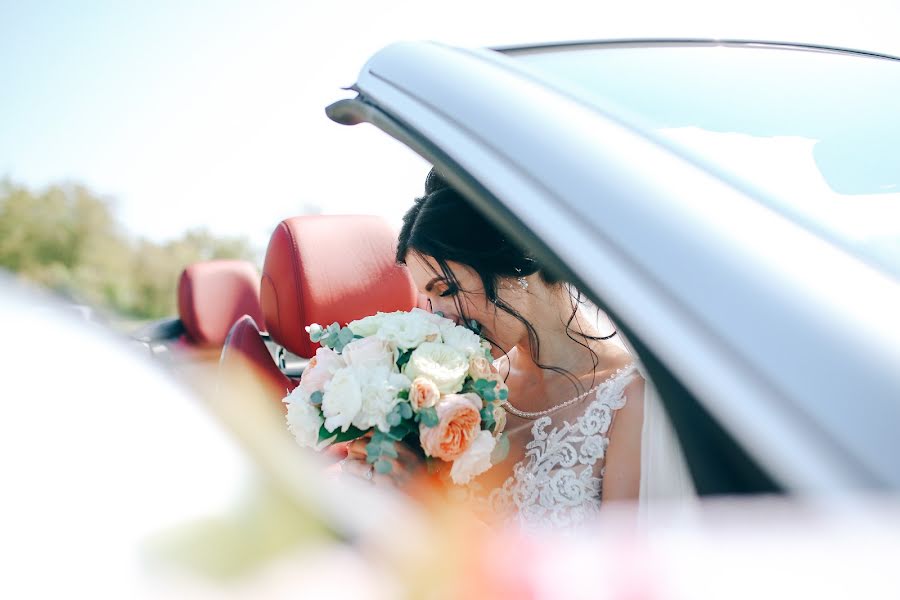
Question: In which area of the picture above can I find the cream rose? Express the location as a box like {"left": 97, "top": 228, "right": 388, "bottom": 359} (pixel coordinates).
{"left": 284, "top": 389, "right": 328, "bottom": 449}
{"left": 419, "top": 393, "right": 482, "bottom": 461}
{"left": 409, "top": 376, "right": 440, "bottom": 412}
{"left": 403, "top": 342, "right": 469, "bottom": 394}
{"left": 341, "top": 336, "right": 396, "bottom": 370}
{"left": 320, "top": 367, "right": 362, "bottom": 433}
{"left": 450, "top": 430, "right": 496, "bottom": 485}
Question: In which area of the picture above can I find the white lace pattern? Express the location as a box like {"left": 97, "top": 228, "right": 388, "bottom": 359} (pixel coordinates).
{"left": 483, "top": 363, "right": 638, "bottom": 530}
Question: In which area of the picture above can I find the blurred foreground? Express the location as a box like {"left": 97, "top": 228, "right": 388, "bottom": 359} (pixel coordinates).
{"left": 2, "top": 280, "right": 898, "bottom": 599}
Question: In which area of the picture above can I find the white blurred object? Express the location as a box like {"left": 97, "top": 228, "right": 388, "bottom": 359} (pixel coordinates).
{"left": 0, "top": 280, "right": 252, "bottom": 597}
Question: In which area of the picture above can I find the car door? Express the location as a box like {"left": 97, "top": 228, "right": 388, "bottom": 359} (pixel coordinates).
{"left": 328, "top": 40, "right": 900, "bottom": 495}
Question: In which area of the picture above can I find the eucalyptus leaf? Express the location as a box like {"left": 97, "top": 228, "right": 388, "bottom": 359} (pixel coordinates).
{"left": 398, "top": 402, "right": 413, "bottom": 420}
{"left": 375, "top": 459, "right": 393, "bottom": 475}
{"left": 307, "top": 323, "right": 324, "bottom": 342}
{"left": 309, "top": 390, "right": 324, "bottom": 405}
{"left": 480, "top": 407, "right": 495, "bottom": 430}
{"left": 419, "top": 407, "right": 439, "bottom": 427}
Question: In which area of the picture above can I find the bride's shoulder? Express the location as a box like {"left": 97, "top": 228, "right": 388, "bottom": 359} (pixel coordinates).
{"left": 595, "top": 343, "right": 640, "bottom": 382}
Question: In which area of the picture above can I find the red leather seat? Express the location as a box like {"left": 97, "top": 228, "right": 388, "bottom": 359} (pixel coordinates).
{"left": 220, "top": 214, "right": 417, "bottom": 410}
{"left": 261, "top": 214, "right": 418, "bottom": 360}
{"left": 220, "top": 314, "right": 296, "bottom": 398}
{"left": 177, "top": 259, "right": 264, "bottom": 353}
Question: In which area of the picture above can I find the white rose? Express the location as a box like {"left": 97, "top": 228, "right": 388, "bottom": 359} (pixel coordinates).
{"left": 450, "top": 430, "right": 497, "bottom": 485}
{"left": 320, "top": 366, "right": 362, "bottom": 433}
{"left": 440, "top": 324, "right": 483, "bottom": 357}
{"left": 377, "top": 312, "right": 441, "bottom": 350}
{"left": 351, "top": 366, "right": 411, "bottom": 433}
{"left": 403, "top": 342, "right": 469, "bottom": 394}
{"left": 347, "top": 312, "right": 388, "bottom": 337}
{"left": 410, "top": 307, "right": 451, "bottom": 326}
{"left": 341, "top": 336, "right": 396, "bottom": 370}
{"left": 284, "top": 389, "right": 328, "bottom": 449}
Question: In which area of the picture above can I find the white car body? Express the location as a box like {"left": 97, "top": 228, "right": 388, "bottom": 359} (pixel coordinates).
{"left": 328, "top": 40, "right": 900, "bottom": 493}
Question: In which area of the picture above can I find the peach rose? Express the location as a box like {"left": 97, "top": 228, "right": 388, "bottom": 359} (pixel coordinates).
{"left": 468, "top": 355, "right": 495, "bottom": 381}
{"left": 492, "top": 403, "right": 507, "bottom": 436}
{"left": 409, "top": 377, "right": 440, "bottom": 412}
{"left": 298, "top": 347, "right": 345, "bottom": 396}
{"left": 419, "top": 393, "right": 483, "bottom": 461}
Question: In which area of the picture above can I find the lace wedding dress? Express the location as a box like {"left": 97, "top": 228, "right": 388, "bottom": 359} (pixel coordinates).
{"left": 466, "top": 362, "right": 643, "bottom": 531}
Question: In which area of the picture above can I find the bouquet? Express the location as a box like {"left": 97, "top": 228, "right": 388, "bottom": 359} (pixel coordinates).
{"left": 283, "top": 308, "right": 509, "bottom": 485}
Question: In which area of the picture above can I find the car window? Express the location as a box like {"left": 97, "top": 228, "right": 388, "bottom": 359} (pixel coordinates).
{"left": 509, "top": 44, "right": 900, "bottom": 279}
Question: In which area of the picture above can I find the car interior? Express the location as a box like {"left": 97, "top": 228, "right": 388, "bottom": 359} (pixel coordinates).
{"left": 135, "top": 153, "right": 782, "bottom": 499}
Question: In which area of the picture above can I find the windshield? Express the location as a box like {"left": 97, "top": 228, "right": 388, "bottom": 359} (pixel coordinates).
{"left": 511, "top": 44, "right": 900, "bottom": 279}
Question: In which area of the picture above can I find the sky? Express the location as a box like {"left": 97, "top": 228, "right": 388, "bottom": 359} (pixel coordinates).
{"left": 1, "top": 0, "right": 898, "bottom": 251}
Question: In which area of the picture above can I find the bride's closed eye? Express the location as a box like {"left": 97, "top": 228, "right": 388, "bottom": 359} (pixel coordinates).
{"left": 438, "top": 285, "right": 458, "bottom": 298}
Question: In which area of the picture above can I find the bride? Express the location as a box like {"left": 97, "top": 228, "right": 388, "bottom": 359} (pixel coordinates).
{"left": 341, "top": 169, "right": 659, "bottom": 528}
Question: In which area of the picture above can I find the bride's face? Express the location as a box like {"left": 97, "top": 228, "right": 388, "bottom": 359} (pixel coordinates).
{"left": 406, "top": 253, "right": 525, "bottom": 357}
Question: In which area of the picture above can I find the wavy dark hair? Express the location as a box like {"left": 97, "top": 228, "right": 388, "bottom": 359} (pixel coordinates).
{"left": 396, "top": 168, "right": 616, "bottom": 395}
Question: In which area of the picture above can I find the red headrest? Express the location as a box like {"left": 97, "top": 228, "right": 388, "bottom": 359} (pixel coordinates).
{"left": 177, "top": 259, "right": 264, "bottom": 347}
{"left": 261, "top": 215, "right": 417, "bottom": 358}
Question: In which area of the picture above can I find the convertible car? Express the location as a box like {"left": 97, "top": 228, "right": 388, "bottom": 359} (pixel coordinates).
{"left": 147, "top": 38, "right": 900, "bottom": 496}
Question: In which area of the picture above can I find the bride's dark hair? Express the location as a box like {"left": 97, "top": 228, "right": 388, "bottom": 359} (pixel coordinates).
{"left": 396, "top": 168, "right": 615, "bottom": 393}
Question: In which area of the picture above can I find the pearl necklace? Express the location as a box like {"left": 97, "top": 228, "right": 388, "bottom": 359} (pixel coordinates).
{"left": 500, "top": 365, "right": 633, "bottom": 420}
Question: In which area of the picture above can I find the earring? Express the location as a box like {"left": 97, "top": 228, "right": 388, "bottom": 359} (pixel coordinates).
{"left": 517, "top": 276, "right": 528, "bottom": 290}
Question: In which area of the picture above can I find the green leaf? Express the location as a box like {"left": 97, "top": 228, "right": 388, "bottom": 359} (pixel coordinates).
{"left": 396, "top": 348, "right": 414, "bottom": 369}
{"left": 374, "top": 458, "right": 393, "bottom": 474}
{"left": 309, "top": 390, "right": 324, "bottom": 405}
{"left": 397, "top": 389, "right": 410, "bottom": 400}
{"left": 491, "top": 433, "right": 510, "bottom": 464}
{"left": 318, "top": 422, "right": 365, "bottom": 444}
{"left": 498, "top": 388, "right": 508, "bottom": 401}
{"left": 418, "top": 406, "right": 439, "bottom": 427}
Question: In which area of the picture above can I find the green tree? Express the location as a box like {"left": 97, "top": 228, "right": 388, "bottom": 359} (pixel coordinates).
{"left": 0, "top": 178, "right": 257, "bottom": 320}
